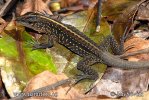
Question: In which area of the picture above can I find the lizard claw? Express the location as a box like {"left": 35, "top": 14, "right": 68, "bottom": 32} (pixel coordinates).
{"left": 74, "top": 74, "right": 93, "bottom": 85}
{"left": 66, "top": 74, "right": 98, "bottom": 94}
{"left": 66, "top": 74, "right": 91, "bottom": 94}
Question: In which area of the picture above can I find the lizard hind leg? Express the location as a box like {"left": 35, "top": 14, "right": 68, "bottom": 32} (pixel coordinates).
{"left": 66, "top": 56, "right": 99, "bottom": 94}
{"left": 99, "top": 34, "right": 125, "bottom": 55}
{"left": 75, "top": 56, "right": 99, "bottom": 84}
{"left": 99, "top": 27, "right": 130, "bottom": 55}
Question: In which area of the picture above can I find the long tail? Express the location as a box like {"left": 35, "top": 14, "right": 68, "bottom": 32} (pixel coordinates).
{"left": 101, "top": 51, "right": 149, "bottom": 69}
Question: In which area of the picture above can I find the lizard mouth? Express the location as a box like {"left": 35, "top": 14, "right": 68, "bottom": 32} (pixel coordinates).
{"left": 15, "top": 17, "right": 26, "bottom": 25}
{"left": 15, "top": 17, "right": 45, "bottom": 34}
{"left": 15, "top": 16, "right": 24, "bottom": 22}
{"left": 15, "top": 17, "right": 34, "bottom": 30}
{"left": 15, "top": 17, "right": 28, "bottom": 25}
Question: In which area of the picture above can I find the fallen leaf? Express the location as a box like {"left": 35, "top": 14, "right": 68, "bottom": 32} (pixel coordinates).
{"left": 124, "top": 35, "right": 149, "bottom": 61}
{"left": 111, "top": 0, "right": 149, "bottom": 42}
{"left": 23, "top": 71, "right": 85, "bottom": 100}
{"left": 102, "top": 0, "right": 140, "bottom": 22}
{"left": 89, "top": 31, "right": 149, "bottom": 98}
{"left": 60, "top": 0, "right": 78, "bottom": 8}
{"left": 59, "top": 0, "right": 97, "bottom": 13}
{"left": 19, "top": 0, "right": 52, "bottom": 15}
{"left": 0, "top": 20, "right": 57, "bottom": 97}
{"left": 90, "top": 68, "right": 149, "bottom": 98}
{"left": 136, "top": 1, "right": 149, "bottom": 21}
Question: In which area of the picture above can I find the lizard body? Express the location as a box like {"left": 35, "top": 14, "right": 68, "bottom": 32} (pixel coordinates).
{"left": 16, "top": 12, "right": 149, "bottom": 81}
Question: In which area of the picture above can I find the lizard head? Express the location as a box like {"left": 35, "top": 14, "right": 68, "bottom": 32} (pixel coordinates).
{"left": 15, "top": 12, "right": 47, "bottom": 33}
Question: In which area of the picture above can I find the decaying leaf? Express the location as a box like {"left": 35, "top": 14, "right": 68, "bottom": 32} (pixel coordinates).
{"left": 19, "top": 0, "right": 52, "bottom": 15}
{"left": 21, "top": 71, "right": 103, "bottom": 100}
{"left": 23, "top": 71, "right": 84, "bottom": 100}
{"left": 112, "top": 0, "right": 149, "bottom": 42}
{"left": 60, "top": 0, "right": 98, "bottom": 12}
{"left": 124, "top": 35, "right": 149, "bottom": 61}
{"left": 89, "top": 31, "right": 149, "bottom": 98}
{"left": 0, "top": 57, "right": 23, "bottom": 97}
{"left": 90, "top": 68, "right": 149, "bottom": 98}
{"left": 0, "top": 20, "right": 57, "bottom": 97}
{"left": 60, "top": 0, "right": 78, "bottom": 8}
{"left": 136, "top": 1, "right": 149, "bottom": 21}
{"left": 102, "top": 0, "right": 140, "bottom": 21}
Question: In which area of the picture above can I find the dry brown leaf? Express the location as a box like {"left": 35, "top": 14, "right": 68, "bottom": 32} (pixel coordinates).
{"left": 90, "top": 68, "right": 149, "bottom": 98}
{"left": 136, "top": 1, "right": 149, "bottom": 21}
{"left": 89, "top": 32, "right": 149, "bottom": 98}
{"left": 60, "top": 0, "right": 78, "bottom": 8}
{"left": 23, "top": 71, "right": 85, "bottom": 100}
{"left": 23, "top": 71, "right": 103, "bottom": 100}
{"left": 60, "top": 0, "right": 97, "bottom": 10}
{"left": 124, "top": 35, "right": 149, "bottom": 61}
{"left": 20, "top": 0, "right": 52, "bottom": 15}
{"left": 112, "top": 0, "right": 148, "bottom": 42}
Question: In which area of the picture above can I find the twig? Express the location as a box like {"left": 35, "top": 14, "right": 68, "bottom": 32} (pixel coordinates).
{"left": 96, "top": 0, "right": 102, "bottom": 32}
{"left": 117, "top": 47, "right": 149, "bottom": 58}
{"left": 9, "top": 78, "right": 72, "bottom": 100}
{"left": 0, "top": 0, "right": 17, "bottom": 17}
{"left": 124, "top": 0, "right": 149, "bottom": 37}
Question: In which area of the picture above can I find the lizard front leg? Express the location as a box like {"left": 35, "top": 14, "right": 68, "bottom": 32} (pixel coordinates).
{"left": 75, "top": 55, "right": 99, "bottom": 84}
{"left": 33, "top": 34, "right": 56, "bottom": 50}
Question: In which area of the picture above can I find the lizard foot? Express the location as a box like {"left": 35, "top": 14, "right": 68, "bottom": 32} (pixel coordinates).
{"left": 32, "top": 43, "right": 53, "bottom": 50}
{"left": 75, "top": 74, "right": 91, "bottom": 84}
{"left": 74, "top": 73, "right": 98, "bottom": 85}
{"left": 66, "top": 74, "right": 96, "bottom": 94}
{"left": 66, "top": 73, "right": 98, "bottom": 94}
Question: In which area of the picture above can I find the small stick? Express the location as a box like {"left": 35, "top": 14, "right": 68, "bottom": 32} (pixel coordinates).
{"left": 96, "top": 0, "right": 102, "bottom": 32}
{"left": 118, "top": 47, "right": 149, "bottom": 58}
{"left": 0, "top": 0, "right": 17, "bottom": 17}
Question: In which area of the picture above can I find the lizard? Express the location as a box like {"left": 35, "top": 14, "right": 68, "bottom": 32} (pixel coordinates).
{"left": 15, "top": 12, "right": 149, "bottom": 82}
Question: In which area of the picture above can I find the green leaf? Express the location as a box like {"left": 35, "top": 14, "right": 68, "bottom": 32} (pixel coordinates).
{"left": 0, "top": 26, "right": 57, "bottom": 96}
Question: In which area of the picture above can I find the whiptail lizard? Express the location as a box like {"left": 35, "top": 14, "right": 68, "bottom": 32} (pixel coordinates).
{"left": 15, "top": 12, "right": 149, "bottom": 82}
